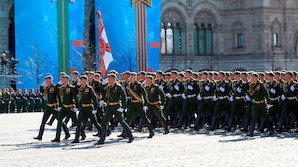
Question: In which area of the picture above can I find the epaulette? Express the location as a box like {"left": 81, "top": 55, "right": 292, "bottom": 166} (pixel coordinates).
{"left": 153, "top": 84, "right": 158, "bottom": 87}
{"left": 68, "top": 84, "right": 74, "bottom": 88}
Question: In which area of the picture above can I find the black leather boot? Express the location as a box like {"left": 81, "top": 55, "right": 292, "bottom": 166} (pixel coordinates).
{"left": 62, "top": 124, "right": 70, "bottom": 140}
{"left": 51, "top": 127, "right": 61, "bottom": 142}
{"left": 71, "top": 127, "right": 81, "bottom": 143}
{"left": 33, "top": 124, "right": 45, "bottom": 140}
{"left": 247, "top": 122, "right": 255, "bottom": 137}
{"left": 208, "top": 116, "right": 216, "bottom": 131}
{"left": 147, "top": 124, "right": 155, "bottom": 138}
{"left": 95, "top": 129, "right": 106, "bottom": 145}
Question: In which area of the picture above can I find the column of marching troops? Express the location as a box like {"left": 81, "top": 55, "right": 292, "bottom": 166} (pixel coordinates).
{"left": 0, "top": 87, "right": 46, "bottom": 113}
{"left": 33, "top": 69, "right": 298, "bottom": 145}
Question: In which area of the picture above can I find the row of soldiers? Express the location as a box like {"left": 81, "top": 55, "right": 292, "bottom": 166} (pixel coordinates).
{"left": 0, "top": 88, "right": 45, "bottom": 113}
{"left": 33, "top": 69, "right": 298, "bottom": 146}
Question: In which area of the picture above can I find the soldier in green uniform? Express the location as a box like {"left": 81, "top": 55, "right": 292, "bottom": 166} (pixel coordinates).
{"left": 247, "top": 73, "right": 274, "bottom": 137}
{"left": 124, "top": 72, "right": 154, "bottom": 138}
{"left": 277, "top": 71, "right": 298, "bottom": 132}
{"left": 22, "top": 88, "right": 29, "bottom": 112}
{"left": 52, "top": 75, "right": 78, "bottom": 142}
{"left": 28, "top": 88, "right": 36, "bottom": 112}
{"left": 15, "top": 88, "right": 23, "bottom": 113}
{"left": 3, "top": 88, "right": 10, "bottom": 113}
{"left": 72, "top": 75, "right": 102, "bottom": 143}
{"left": 34, "top": 89, "right": 42, "bottom": 112}
{"left": 144, "top": 75, "right": 169, "bottom": 134}
{"left": 226, "top": 71, "right": 247, "bottom": 131}
{"left": 96, "top": 73, "right": 134, "bottom": 145}
{"left": 9, "top": 88, "right": 16, "bottom": 113}
{"left": 209, "top": 71, "right": 230, "bottom": 131}
{"left": 0, "top": 89, "right": 3, "bottom": 113}
{"left": 164, "top": 70, "right": 184, "bottom": 126}
{"left": 34, "top": 76, "right": 70, "bottom": 141}
{"left": 174, "top": 70, "right": 198, "bottom": 129}
{"left": 242, "top": 72, "right": 253, "bottom": 132}
{"left": 195, "top": 71, "right": 215, "bottom": 130}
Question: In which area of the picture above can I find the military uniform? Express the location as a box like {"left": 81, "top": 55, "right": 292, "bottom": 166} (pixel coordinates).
{"left": 15, "top": 91, "right": 23, "bottom": 113}
{"left": 72, "top": 83, "right": 102, "bottom": 143}
{"left": 195, "top": 79, "right": 215, "bottom": 129}
{"left": 34, "top": 82, "right": 70, "bottom": 141}
{"left": 28, "top": 92, "right": 35, "bottom": 112}
{"left": 52, "top": 83, "right": 78, "bottom": 142}
{"left": 34, "top": 92, "right": 42, "bottom": 112}
{"left": 10, "top": 92, "right": 16, "bottom": 113}
{"left": 265, "top": 79, "right": 281, "bottom": 126}
{"left": 96, "top": 81, "right": 134, "bottom": 145}
{"left": 145, "top": 83, "right": 169, "bottom": 134}
{"left": 247, "top": 80, "right": 273, "bottom": 137}
{"left": 22, "top": 92, "right": 29, "bottom": 112}
{"left": 3, "top": 91, "right": 10, "bottom": 113}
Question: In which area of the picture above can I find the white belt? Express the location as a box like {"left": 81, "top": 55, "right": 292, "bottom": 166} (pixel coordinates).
{"left": 173, "top": 94, "right": 182, "bottom": 98}
{"left": 269, "top": 96, "right": 280, "bottom": 101}
{"left": 235, "top": 96, "right": 244, "bottom": 100}
{"left": 218, "top": 96, "right": 228, "bottom": 100}
{"left": 203, "top": 96, "right": 213, "bottom": 100}
{"left": 187, "top": 94, "right": 196, "bottom": 98}
{"left": 287, "top": 97, "right": 297, "bottom": 100}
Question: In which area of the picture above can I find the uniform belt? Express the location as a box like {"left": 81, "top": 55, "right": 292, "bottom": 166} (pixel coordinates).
{"left": 82, "top": 104, "right": 93, "bottom": 107}
{"left": 47, "top": 103, "right": 58, "bottom": 107}
{"left": 173, "top": 94, "right": 181, "bottom": 97}
{"left": 269, "top": 96, "right": 280, "bottom": 101}
{"left": 131, "top": 100, "right": 141, "bottom": 103}
{"left": 127, "top": 97, "right": 131, "bottom": 100}
{"left": 108, "top": 102, "right": 120, "bottom": 105}
{"left": 218, "top": 96, "right": 228, "bottom": 100}
{"left": 149, "top": 101, "right": 160, "bottom": 105}
{"left": 287, "top": 97, "right": 297, "bottom": 100}
{"left": 63, "top": 104, "right": 75, "bottom": 108}
{"left": 203, "top": 96, "right": 213, "bottom": 100}
{"left": 4, "top": 99, "right": 9, "bottom": 100}
{"left": 235, "top": 96, "right": 244, "bottom": 100}
{"left": 187, "top": 94, "right": 196, "bottom": 98}
{"left": 252, "top": 99, "right": 266, "bottom": 104}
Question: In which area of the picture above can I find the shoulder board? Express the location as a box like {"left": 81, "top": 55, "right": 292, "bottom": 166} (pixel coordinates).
{"left": 52, "top": 84, "right": 56, "bottom": 87}
{"left": 153, "top": 84, "right": 159, "bottom": 87}
{"left": 68, "top": 85, "right": 74, "bottom": 88}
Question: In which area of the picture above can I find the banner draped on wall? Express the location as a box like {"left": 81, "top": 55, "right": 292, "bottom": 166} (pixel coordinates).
{"left": 95, "top": 0, "right": 160, "bottom": 75}
{"left": 15, "top": 0, "right": 84, "bottom": 90}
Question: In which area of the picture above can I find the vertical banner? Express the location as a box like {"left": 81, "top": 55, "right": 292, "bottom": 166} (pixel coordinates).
{"left": 15, "top": 0, "right": 84, "bottom": 90}
{"left": 95, "top": 0, "right": 160, "bottom": 74}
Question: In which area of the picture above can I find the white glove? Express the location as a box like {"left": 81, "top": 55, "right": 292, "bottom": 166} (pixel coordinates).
{"left": 2, "top": 101, "right": 4, "bottom": 104}
{"left": 57, "top": 107, "right": 61, "bottom": 111}
{"left": 205, "top": 85, "right": 210, "bottom": 91}
{"left": 77, "top": 82, "right": 81, "bottom": 86}
{"left": 245, "top": 95, "right": 251, "bottom": 101}
{"left": 281, "top": 95, "right": 286, "bottom": 100}
{"left": 174, "top": 84, "right": 179, "bottom": 91}
{"left": 159, "top": 85, "right": 164, "bottom": 90}
{"left": 213, "top": 96, "right": 217, "bottom": 101}
{"left": 92, "top": 110, "right": 97, "bottom": 114}
{"left": 290, "top": 86, "right": 295, "bottom": 91}
{"left": 247, "top": 79, "right": 251, "bottom": 83}
{"left": 187, "top": 85, "right": 193, "bottom": 90}
{"left": 220, "top": 86, "right": 225, "bottom": 92}
{"left": 230, "top": 96, "right": 234, "bottom": 102}
{"left": 266, "top": 105, "right": 273, "bottom": 109}
{"left": 160, "top": 105, "right": 164, "bottom": 110}
{"left": 74, "top": 108, "right": 79, "bottom": 112}
{"left": 182, "top": 94, "right": 187, "bottom": 100}
{"left": 9, "top": 101, "right": 11, "bottom": 104}
{"left": 58, "top": 81, "right": 62, "bottom": 85}
{"left": 99, "top": 100, "right": 104, "bottom": 107}
{"left": 117, "top": 108, "right": 124, "bottom": 112}
{"left": 270, "top": 88, "right": 276, "bottom": 94}
{"left": 237, "top": 87, "right": 242, "bottom": 93}
{"left": 143, "top": 106, "right": 147, "bottom": 112}
{"left": 102, "top": 78, "right": 109, "bottom": 85}
{"left": 197, "top": 95, "right": 202, "bottom": 101}
{"left": 166, "top": 93, "right": 172, "bottom": 98}
{"left": 42, "top": 81, "right": 46, "bottom": 87}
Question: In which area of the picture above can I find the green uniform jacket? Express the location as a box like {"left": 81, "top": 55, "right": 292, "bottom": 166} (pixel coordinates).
{"left": 105, "top": 83, "right": 127, "bottom": 108}
{"left": 183, "top": 78, "right": 198, "bottom": 96}
{"left": 58, "top": 84, "right": 78, "bottom": 107}
{"left": 214, "top": 80, "right": 230, "bottom": 97}
{"left": 230, "top": 80, "right": 247, "bottom": 98}
{"left": 248, "top": 81, "right": 271, "bottom": 104}
{"left": 145, "top": 84, "right": 166, "bottom": 105}
{"left": 78, "top": 84, "right": 98, "bottom": 110}
{"left": 127, "top": 81, "right": 149, "bottom": 106}
{"left": 198, "top": 80, "right": 215, "bottom": 97}
{"left": 40, "top": 83, "right": 59, "bottom": 104}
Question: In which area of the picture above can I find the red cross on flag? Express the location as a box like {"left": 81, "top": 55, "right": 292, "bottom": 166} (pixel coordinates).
{"left": 96, "top": 11, "right": 113, "bottom": 78}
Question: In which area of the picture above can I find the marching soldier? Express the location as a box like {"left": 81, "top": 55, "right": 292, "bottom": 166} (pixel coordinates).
{"left": 195, "top": 71, "right": 215, "bottom": 130}
{"left": 247, "top": 73, "right": 274, "bottom": 137}
{"left": 124, "top": 72, "right": 154, "bottom": 138}
{"left": 174, "top": 70, "right": 198, "bottom": 129}
{"left": 72, "top": 75, "right": 102, "bottom": 143}
{"left": 226, "top": 71, "right": 247, "bottom": 131}
{"left": 34, "top": 76, "right": 70, "bottom": 141}
{"left": 52, "top": 75, "right": 78, "bottom": 142}
{"left": 96, "top": 73, "right": 134, "bottom": 145}
{"left": 209, "top": 71, "right": 230, "bottom": 131}
{"left": 3, "top": 88, "right": 10, "bottom": 113}
{"left": 34, "top": 89, "right": 42, "bottom": 112}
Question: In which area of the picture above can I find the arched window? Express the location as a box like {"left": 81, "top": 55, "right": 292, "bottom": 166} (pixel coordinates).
{"left": 160, "top": 22, "right": 182, "bottom": 55}
{"left": 194, "top": 23, "right": 213, "bottom": 55}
